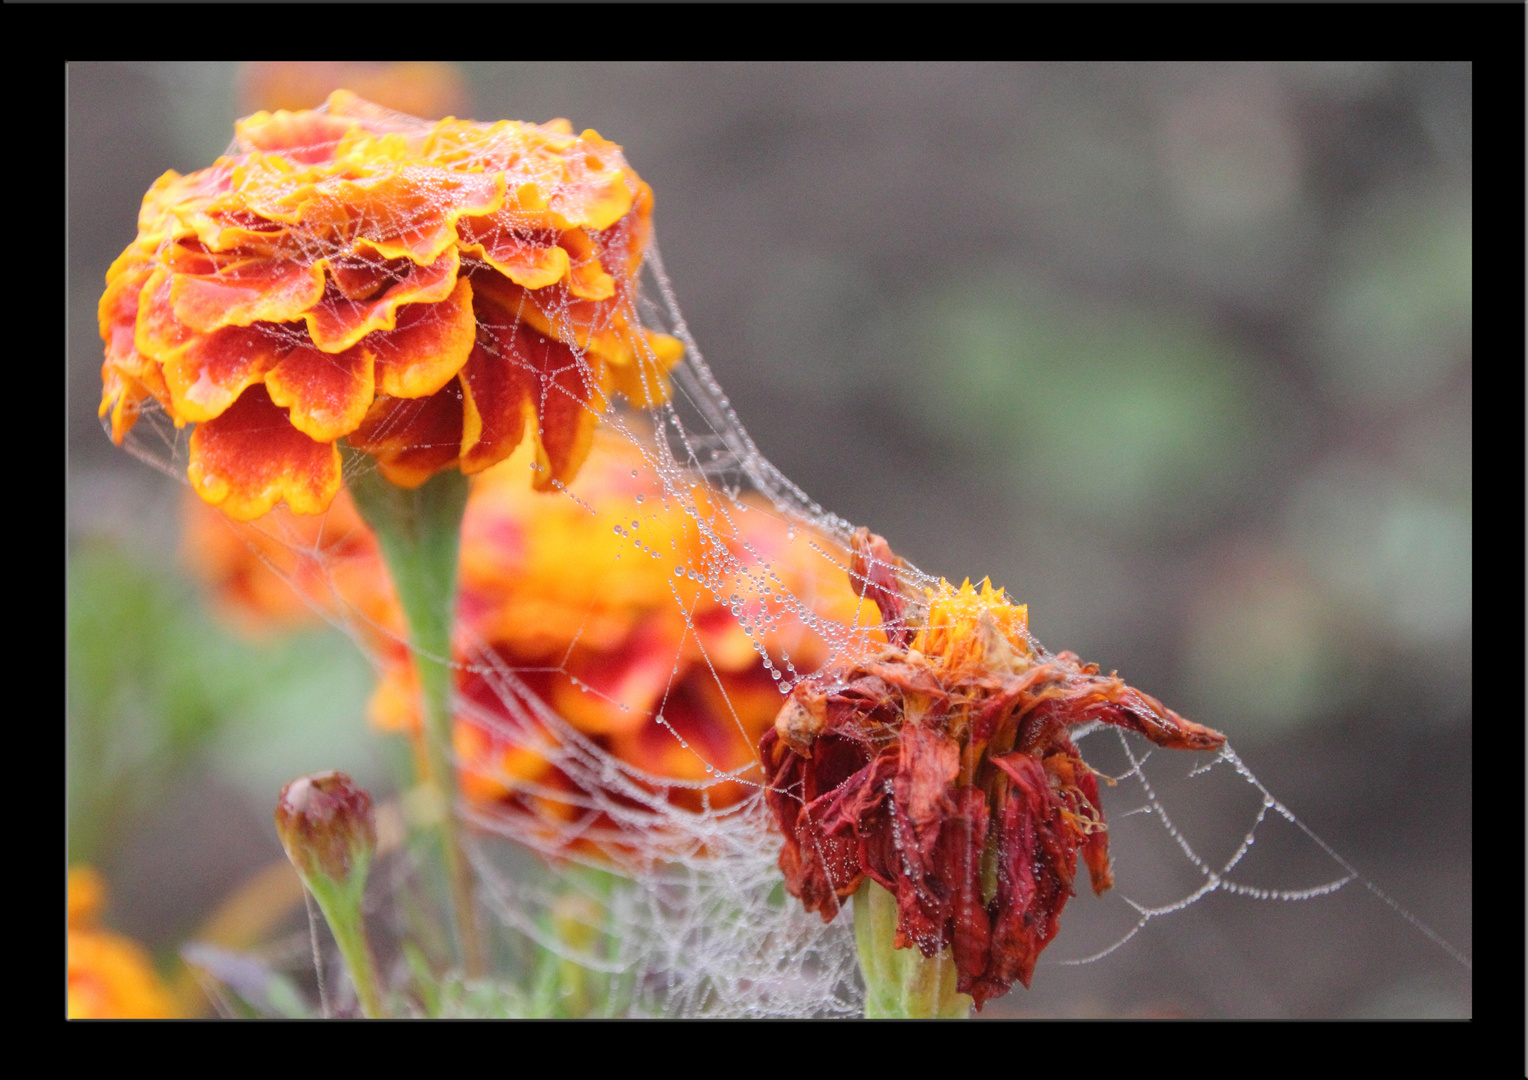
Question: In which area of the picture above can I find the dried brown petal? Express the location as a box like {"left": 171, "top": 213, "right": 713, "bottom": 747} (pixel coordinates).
{"left": 764, "top": 554, "right": 1225, "bottom": 1009}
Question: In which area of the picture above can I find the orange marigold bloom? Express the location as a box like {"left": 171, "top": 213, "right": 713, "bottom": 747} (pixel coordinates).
{"left": 181, "top": 480, "right": 389, "bottom": 636}
{"left": 101, "top": 90, "right": 683, "bottom": 521}
{"left": 239, "top": 62, "right": 469, "bottom": 120}
{"left": 386, "top": 437, "right": 879, "bottom": 854}
{"left": 185, "top": 432, "right": 881, "bottom": 854}
{"left": 67, "top": 867, "right": 181, "bottom": 1019}
{"left": 761, "top": 530, "right": 1226, "bottom": 1009}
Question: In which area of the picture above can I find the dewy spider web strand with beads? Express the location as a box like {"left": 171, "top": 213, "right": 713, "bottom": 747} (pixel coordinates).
{"left": 104, "top": 94, "right": 1469, "bottom": 1017}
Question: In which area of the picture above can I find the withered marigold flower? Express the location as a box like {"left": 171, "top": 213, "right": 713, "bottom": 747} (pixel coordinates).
{"left": 101, "top": 90, "right": 683, "bottom": 521}
{"left": 68, "top": 867, "right": 181, "bottom": 1019}
{"left": 761, "top": 530, "right": 1226, "bottom": 1009}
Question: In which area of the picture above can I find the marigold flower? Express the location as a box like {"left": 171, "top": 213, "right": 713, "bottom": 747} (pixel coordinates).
{"left": 185, "top": 432, "right": 880, "bottom": 855}
{"left": 386, "top": 437, "right": 879, "bottom": 854}
{"left": 761, "top": 530, "right": 1226, "bottom": 1009}
{"left": 67, "top": 867, "right": 181, "bottom": 1019}
{"left": 181, "top": 480, "right": 391, "bottom": 636}
{"left": 239, "top": 62, "right": 469, "bottom": 120}
{"left": 101, "top": 90, "right": 683, "bottom": 521}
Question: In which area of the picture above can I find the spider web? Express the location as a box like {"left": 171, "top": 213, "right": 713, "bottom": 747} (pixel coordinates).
{"left": 113, "top": 100, "right": 1470, "bottom": 1017}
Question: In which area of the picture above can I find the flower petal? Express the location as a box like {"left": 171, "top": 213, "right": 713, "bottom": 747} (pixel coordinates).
{"left": 457, "top": 340, "right": 530, "bottom": 475}
{"left": 170, "top": 254, "right": 327, "bottom": 333}
{"left": 547, "top": 130, "right": 635, "bottom": 231}
{"left": 264, "top": 341, "right": 375, "bottom": 441}
{"left": 606, "top": 331, "right": 685, "bottom": 410}
{"left": 369, "top": 275, "right": 476, "bottom": 398}
{"left": 236, "top": 106, "right": 358, "bottom": 159}
{"left": 467, "top": 294, "right": 600, "bottom": 486}
{"left": 561, "top": 228, "right": 616, "bottom": 302}
{"left": 456, "top": 217, "right": 571, "bottom": 291}
{"left": 305, "top": 247, "right": 461, "bottom": 353}
{"left": 188, "top": 384, "right": 342, "bottom": 520}
{"left": 283, "top": 168, "right": 506, "bottom": 266}
{"left": 99, "top": 258, "right": 165, "bottom": 442}
{"left": 137, "top": 268, "right": 290, "bottom": 425}
{"left": 359, "top": 169, "right": 506, "bottom": 263}
{"left": 347, "top": 381, "right": 465, "bottom": 488}
{"left": 944, "top": 787, "right": 993, "bottom": 995}
{"left": 162, "top": 324, "right": 290, "bottom": 425}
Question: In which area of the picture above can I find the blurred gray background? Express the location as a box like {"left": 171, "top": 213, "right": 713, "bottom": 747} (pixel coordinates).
{"left": 67, "top": 62, "right": 1470, "bottom": 1017}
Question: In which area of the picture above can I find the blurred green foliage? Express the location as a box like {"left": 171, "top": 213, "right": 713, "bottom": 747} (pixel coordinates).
{"left": 1319, "top": 190, "right": 1472, "bottom": 409}
{"left": 914, "top": 280, "right": 1259, "bottom": 541}
{"left": 67, "top": 537, "right": 376, "bottom": 867}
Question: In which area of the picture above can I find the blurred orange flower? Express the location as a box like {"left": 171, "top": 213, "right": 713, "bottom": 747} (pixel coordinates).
{"left": 186, "top": 432, "right": 880, "bottom": 854}
{"left": 68, "top": 867, "right": 181, "bottom": 1019}
{"left": 762, "top": 531, "right": 1226, "bottom": 1008}
{"left": 182, "top": 479, "right": 390, "bottom": 637}
{"left": 239, "top": 62, "right": 469, "bottom": 119}
{"left": 102, "top": 90, "right": 683, "bottom": 521}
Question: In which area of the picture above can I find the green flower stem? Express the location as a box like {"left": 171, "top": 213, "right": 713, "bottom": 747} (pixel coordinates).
{"left": 530, "top": 866, "right": 628, "bottom": 1017}
{"left": 854, "top": 878, "right": 972, "bottom": 1018}
{"left": 347, "top": 463, "right": 484, "bottom": 979}
{"left": 303, "top": 850, "right": 386, "bottom": 1018}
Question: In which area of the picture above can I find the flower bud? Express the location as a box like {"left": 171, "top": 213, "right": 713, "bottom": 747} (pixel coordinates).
{"left": 275, "top": 771, "right": 377, "bottom": 887}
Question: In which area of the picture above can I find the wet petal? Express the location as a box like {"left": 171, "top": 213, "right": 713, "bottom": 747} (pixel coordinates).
{"left": 304, "top": 247, "right": 461, "bottom": 353}
{"left": 162, "top": 324, "right": 291, "bottom": 425}
{"left": 170, "top": 255, "right": 327, "bottom": 333}
{"left": 547, "top": 131, "right": 635, "bottom": 231}
{"left": 469, "top": 292, "right": 600, "bottom": 486}
{"left": 561, "top": 228, "right": 616, "bottom": 301}
{"left": 99, "top": 258, "right": 161, "bottom": 442}
{"left": 136, "top": 268, "right": 290, "bottom": 424}
{"left": 457, "top": 340, "right": 531, "bottom": 475}
{"left": 327, "top": 253, "right": 410, "bottom": 301}
{"left": 456, "top": 217, "right": 570, "bottom": 290}
{"left": 347, "top": 381, "right": 465, "bottom": 488}
{"left": 606, "top": 331, "right": 685, "bottom": 410}
{"left": 188, "top": 384, "right": 342, "bottom": 520}
{"left": 944, "top": 787, "right": 993, "bottom": 993}
{"left": 291, "top": 168, "right": 505, "bottom": 266}
{"left": 264, "top": 340, "right": 375, "bottom": 441}
{"left": 368, "top": 275, "right": 476, "bottom": 398}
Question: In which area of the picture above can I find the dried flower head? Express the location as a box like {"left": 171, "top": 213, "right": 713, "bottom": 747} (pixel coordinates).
{"left": 762, "top": 530, "right": 1225, "bottom": 1008}
{"left": 101, "top": 90, "right": 683, "bottom": 520}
